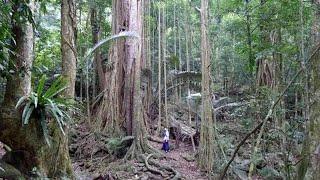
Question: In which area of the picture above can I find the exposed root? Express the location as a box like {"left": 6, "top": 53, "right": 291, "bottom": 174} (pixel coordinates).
{"left": 124, "top": 139, "right": 164, "bottom": 160}
{"left": 141, "top": 154, "right": 164, "bottom": 177}
{"left": 147, "top": 136, "right": 163, "bottom": 144}
{"left": 140, "top": 154, "right": 181, "bottom": 180}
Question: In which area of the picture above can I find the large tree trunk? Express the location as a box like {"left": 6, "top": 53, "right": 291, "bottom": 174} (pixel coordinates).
{"left": 310, "top": 1, "right": 320, "bottom": 178}
{"left": 198, "top": 0, "right": 215, "bottom": 172}
{"left": 95, "top": 0, "right": 129, "bottom": 135}
{"left": 97, "top": 0, "right": 146, "bottom": 138}
{"left": 0, "top": 1, "right": 74, "bottom": 178}
{"left": 125, "top": 0, "right": 152, "bottom": 159}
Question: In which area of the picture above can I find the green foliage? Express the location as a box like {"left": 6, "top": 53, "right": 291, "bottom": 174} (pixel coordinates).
{"left": 169, "top": 54, "right": 180, "bottom": 68}
{"left": 0, "top": 2, "right": 13, "bottom": 78}
{"left": 258, "top": 167, "right": 282, "bottom": 180}
{"left": 15, "top": 75, "right": 74, "bottom": 146}
{"left": 240, "top": 118, "right": 254, "bottom": 130}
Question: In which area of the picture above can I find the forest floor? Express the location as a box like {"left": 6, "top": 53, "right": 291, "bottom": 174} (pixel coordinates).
{"left": 0, "top": 122, "right": 207, "bottom": 179}
{"left": 72, "top": 130, "right": 207, "bottom": 180}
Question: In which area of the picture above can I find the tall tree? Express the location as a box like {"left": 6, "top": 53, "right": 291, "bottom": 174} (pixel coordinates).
{"left": 125, "top": 0, "right": 153, "bottom": 159}
{"left": 59, "top": 0, "right": 78, "bottom": 177}
{"left": 157, "top": 2, "right": 162, "bottom": 134}
{"left": 97, "top": 0, "right": 149, "bottom": 141}
{"left": 184, "top": 1, "right": 192, "bottom": 125}
{"left": 198, "top": 0, "right": 215, "bottom": 172}
{"left": 61, "top": 0, "right": 77, "bottom": 98}
{"left": 90, "top": 4, "right": 106, "bottom": 93}
{"left": 310, "top": 0, "right": 320, "bottom": 178}
{"left": 163, "top": 3, "right": 169, "bottom": 128}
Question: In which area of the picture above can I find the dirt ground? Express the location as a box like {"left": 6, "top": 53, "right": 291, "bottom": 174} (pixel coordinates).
{"left": 72, "top": 138, "right": 208, "bottom": 180}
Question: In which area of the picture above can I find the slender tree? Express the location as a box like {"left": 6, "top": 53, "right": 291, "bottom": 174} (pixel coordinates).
{"left": 157, "top": 2, "right": 162, "bottom": 134}
{"left": 61, "top": 0, "right": 77, "bottom": 98}
{"left": 90, "top": 4, "right": 106, "bottom": 93}
{"left": 163, "top": 2, "right": 169, "bottom": 128}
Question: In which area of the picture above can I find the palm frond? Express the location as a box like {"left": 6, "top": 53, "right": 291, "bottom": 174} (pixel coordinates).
{"left": 84, "top": 31, "right": 139, "bottom": 68}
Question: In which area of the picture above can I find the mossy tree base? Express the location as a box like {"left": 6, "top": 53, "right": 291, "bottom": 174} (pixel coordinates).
{"left": 0, "top": 107, "right": 74, "bottom": 179}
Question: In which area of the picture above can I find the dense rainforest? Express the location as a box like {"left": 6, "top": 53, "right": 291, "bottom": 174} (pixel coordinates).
{"left": 0, "top": 0, "right": 320, "bottom": 179}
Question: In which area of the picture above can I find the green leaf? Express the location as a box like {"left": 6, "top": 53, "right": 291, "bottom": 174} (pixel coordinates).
{"left": 22, "top": 101, "right": 32, "bottom": 125}
{"left": 47, "top": 107, "right": 65, "bottom": 136}
{"left": 23, "top": 105, "right": 34, "bottom": 125}
{"left": 37, "top": 75, "right": 47, "bottom": 97}
{"left": 43, "top": 76, "right": 67, "bottom": 99}
{"left": 34, "top": 96, "right": 38, "bottom": 108}
{"left": 169, "top": 54, "right": 180, "bottom": 67}
{"left": 15, "top": 96, "right": 28, "bottom": 109}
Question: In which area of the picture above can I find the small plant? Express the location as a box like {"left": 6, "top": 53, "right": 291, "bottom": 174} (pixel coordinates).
{"left": 16, "top": 75, "right": 73, "bottom": 146}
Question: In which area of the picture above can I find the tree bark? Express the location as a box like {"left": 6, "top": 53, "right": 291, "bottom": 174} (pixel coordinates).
{"left": 0, "top": 1, "right": 74, "bottom": 178}
{"left": 60, "top": 0, "right": 77, "bottom": 177}
{"left": 97, "top": 0, "right": 147, "bottom": 138}
{"left": 163, "top": 4, "right": 169, "bottom": 128}
{"left": 310, "top": 1, "right": 320, "bottom": 178}
{"left": 198, "top": 0, "right": 215, "bottom": 172}
{"left": 90, "top": 6, "right": 106, "bottom": 92}
{"left": 125, "top": 0, "right": 151, "bottom": 159}
{"left": 61, "top": 0, "right": 77, "bottom": 98}
{"left": 3, "top": 1, "right": 33, "bottom": 106}
{"left": 157, "top": 4, "right": 162, "bottom": 134}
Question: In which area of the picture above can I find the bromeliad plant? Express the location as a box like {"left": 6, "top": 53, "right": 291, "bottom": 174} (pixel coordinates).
{"left": 15, "top": 75, "right": 73, "bottom": 146}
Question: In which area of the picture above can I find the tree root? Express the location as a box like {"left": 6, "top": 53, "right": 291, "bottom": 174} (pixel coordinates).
{"left": 147, "top": 136, "right": 163, "bottom": 143}
{"left": 140, "top": 154, "right": 181, "bottom": 180}
{"left": 141, "top": 154, "right": 164, "bottom": 177}
{"left": 0, "top": 160, "right": 25, "bottom": 180}
{"left": 124, "top": 139, "right": 164, "bottom": 160}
